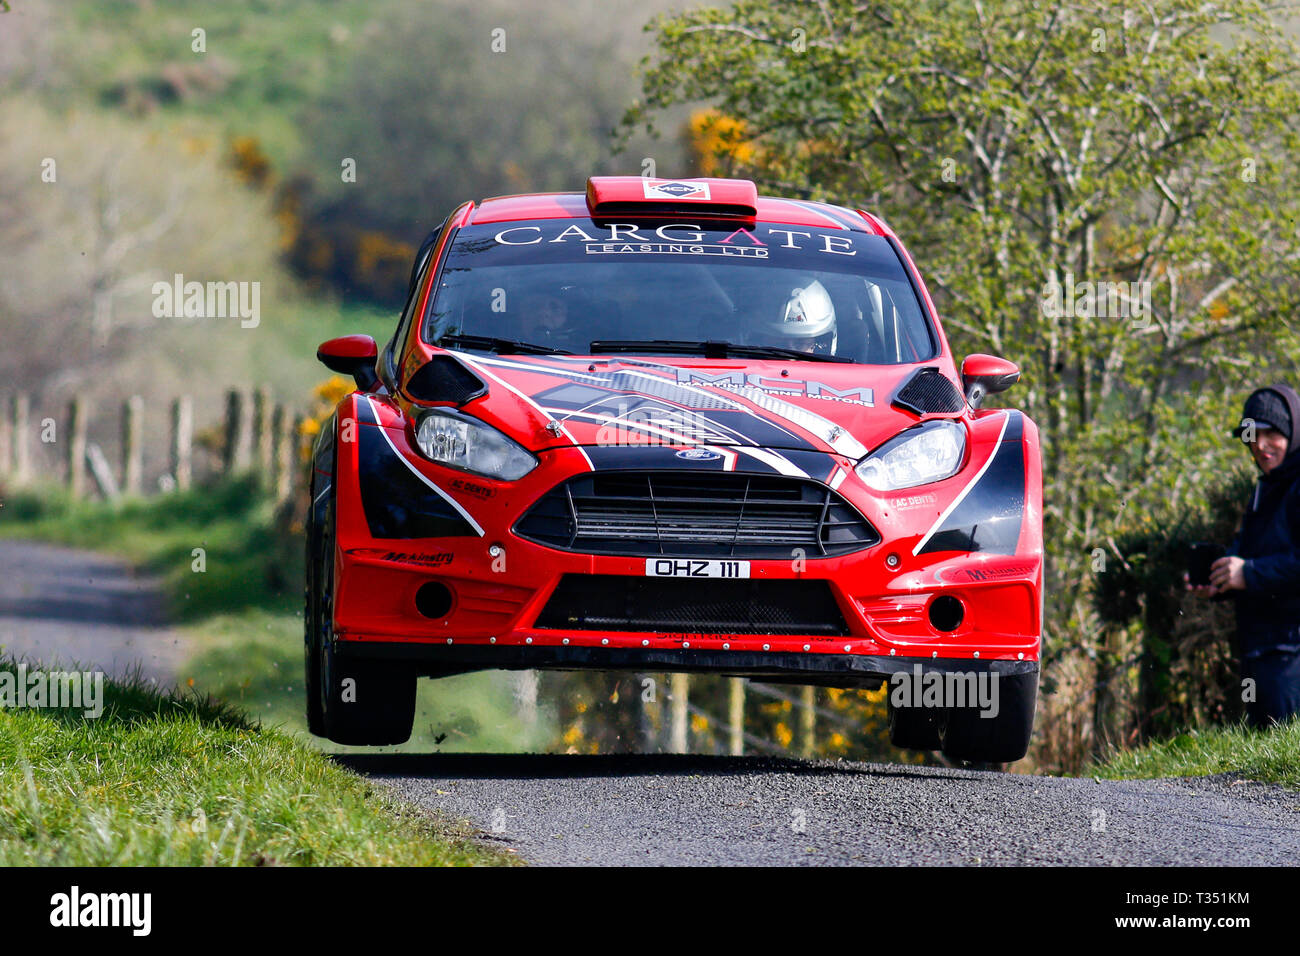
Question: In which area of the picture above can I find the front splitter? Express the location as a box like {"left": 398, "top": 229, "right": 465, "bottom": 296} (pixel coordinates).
{"left": 334, "top": 639, "right": 1039, "bottom": 686}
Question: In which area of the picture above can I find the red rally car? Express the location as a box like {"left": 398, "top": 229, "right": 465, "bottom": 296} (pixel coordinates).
{"left": 305, "top": 176, "right": 1044, "bottom": 762}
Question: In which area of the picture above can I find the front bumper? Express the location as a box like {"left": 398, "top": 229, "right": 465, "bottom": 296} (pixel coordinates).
{"left": 333, "top": 640, "right": 1040, "bottom": 688}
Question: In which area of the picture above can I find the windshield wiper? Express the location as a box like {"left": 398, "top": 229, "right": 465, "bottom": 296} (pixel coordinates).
{"left": 440, "top": 334, "right": 573, "bottom": 356}
{"left": 588, "top": 339, "right": 852, "bottom": 363}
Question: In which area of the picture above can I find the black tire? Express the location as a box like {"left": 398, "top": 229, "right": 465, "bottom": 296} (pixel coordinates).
{"left": 319, "top": 637, "right": 418, "bottom": 746}
{"left": 887, "top": 698, "right": 944, "bottom": 751}
{"left": 304, "top": 474, "right": 325, "bottom": 736}
{"left": 309, "top": 461, "right": 416, "bottom": 746}
{"left": 940, "top": 670, "right": 1038, "bottom": 764}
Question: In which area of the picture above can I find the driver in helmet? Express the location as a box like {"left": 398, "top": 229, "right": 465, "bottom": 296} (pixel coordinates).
{"left": 760, "top": 279, "right": 837, "bottom": 355}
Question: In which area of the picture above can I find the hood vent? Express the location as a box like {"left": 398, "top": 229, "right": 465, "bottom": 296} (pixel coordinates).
{"left": 892, "top": 367, "right": 964, "bottom": 416}
{"left": 404, "top": 355, "right": 487, "bottom": 406}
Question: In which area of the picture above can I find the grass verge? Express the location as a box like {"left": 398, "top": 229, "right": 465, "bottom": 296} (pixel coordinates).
{"left": 0, "top": 656, "right": 512, "bottom": 865}
{"left": 1087, "top": 721, "right": 1300, "bottom": 789}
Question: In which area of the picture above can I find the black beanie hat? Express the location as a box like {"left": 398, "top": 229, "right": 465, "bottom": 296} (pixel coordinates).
{"left": 1234, "top": 387, "right": 1293, "bottom": 441}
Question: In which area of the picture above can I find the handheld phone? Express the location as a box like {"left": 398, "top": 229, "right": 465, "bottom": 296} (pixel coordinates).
{"left": 1188, "top": 542, "right": 1226, "bottom": 587}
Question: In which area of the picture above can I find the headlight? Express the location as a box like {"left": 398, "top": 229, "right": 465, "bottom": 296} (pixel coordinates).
{"left": 414, "top": 409, "right": 537, "bottom": 481}
{"left": 854, "top": 419, "right": 966, "bottom": 491}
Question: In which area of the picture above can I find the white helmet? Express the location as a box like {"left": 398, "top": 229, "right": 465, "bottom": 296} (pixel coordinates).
{"left": 762, "top": 279, "right": 836, "bottom": 353}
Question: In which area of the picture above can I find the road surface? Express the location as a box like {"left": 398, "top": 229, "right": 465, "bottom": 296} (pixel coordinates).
{"left": 0, "top": 539, "right": 191, "bottom": 685}
{"left": 341, "top": 752, "right": 1300, "bottom": 866}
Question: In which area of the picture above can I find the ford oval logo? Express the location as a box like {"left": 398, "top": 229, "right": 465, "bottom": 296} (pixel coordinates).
{"left": 676, "top": 448, "right": 722, "bottom": 462}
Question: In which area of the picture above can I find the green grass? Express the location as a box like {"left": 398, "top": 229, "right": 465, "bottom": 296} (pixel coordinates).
{"left": 1088, "top": 721, "right": 1300, "bottom": 789}
{"left": 0, "top": 656, "right": 512, "bottom": 865}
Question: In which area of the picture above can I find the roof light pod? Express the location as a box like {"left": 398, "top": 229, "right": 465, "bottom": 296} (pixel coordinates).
{"left": 585, "top": 176, "right": 758, "bottom": 223}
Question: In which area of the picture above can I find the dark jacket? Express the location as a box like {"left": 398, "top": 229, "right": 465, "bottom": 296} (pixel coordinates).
{"left": 1226, "top": 383, "right": 1300, "bottom": 657}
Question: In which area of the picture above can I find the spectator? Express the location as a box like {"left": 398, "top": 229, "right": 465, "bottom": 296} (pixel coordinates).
{"left": 1193, "top": 384, "right": 1300, "bottom": 727}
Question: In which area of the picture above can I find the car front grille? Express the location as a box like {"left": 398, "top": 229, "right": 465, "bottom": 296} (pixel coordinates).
{"left": 513, "top": 471, "right": 878, "bottom": 558}
{"left": 535, "top": 574, "right": 850, "bottom": 635}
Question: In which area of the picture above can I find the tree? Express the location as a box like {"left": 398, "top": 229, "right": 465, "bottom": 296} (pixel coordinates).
{"left": 627, "top": 0, "right": 1300, "bottom": 765}
{"left": 296, "top": 0, "right": 689, "bottom": 244}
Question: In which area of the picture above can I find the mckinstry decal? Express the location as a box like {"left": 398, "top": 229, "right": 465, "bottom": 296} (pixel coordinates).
{"left": 674, "top": 368, "right": 874, "bottom": 407}
{"left": 643, "top": 179, "right": 711, "bottom": 200}
{"left": 932, "top": 563, "right": 1036, "bottom": 583}
{"left": 382, "top": 551, "right": 454, "bottom": 567}
{"left": 491, "top": 223, "right": 858, "bottom": 257}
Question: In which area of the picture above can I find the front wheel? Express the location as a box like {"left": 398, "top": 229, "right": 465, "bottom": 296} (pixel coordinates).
{"left": 887, "top": 698, "right": 943, "bottom": 751}
{"left": 939, "top": 670, "right": 1038, "bottom": 764}
{"left": 318, "top": 638, "right": 417, "bottom": 746}
{"left": 308, "top": 473, "right": 416, "bottom": 746}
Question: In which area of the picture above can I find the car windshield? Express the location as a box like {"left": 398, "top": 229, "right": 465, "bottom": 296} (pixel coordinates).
{"left": 421, "top": 218, "right": 937, "bottom": 364}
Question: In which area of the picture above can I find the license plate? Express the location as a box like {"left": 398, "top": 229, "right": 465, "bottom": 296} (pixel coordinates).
{"left": 644, "top": 558, "right": 750, "bottom": 579}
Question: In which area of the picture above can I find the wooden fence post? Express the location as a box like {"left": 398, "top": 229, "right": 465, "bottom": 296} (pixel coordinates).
{"left": 0, "top": 395, "right": 10, "bottom": 477}
{"left": 271, "top": 404, "right": 292, "bottom": 501}
{"left": 252, "top": 385, "right": 273, "bottom": 478}
{"left": 513, "top": 671, "right": 539, "bottom": 730}
{"left": 728, "top": 677, "right": 746, "bottom": 756}
{"left": 121, "top": 396, "right": 143, "bottom": 496}
{"left": 799, "top": 684, "right": 816, "bottom": 758}
{"left": 67, "top": 398, "right": 86, "bottom": 500}
{"left": 223, "top": 389, "right": 249, "bottom": 474}
{"left": 291, "top": 414, "right": 308, "bottom": 497}
{"left": 170, "top": 396, "right": 192, "bottom": 491}
{"left": 11, "top": 394, "right": 30, "bottom": 484}
{"left": 669, "top": 673, "right": 690, "bottom": 754}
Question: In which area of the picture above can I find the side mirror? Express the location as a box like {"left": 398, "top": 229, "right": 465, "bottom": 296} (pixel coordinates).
{"left": 317, "top": 335, "right": 379, "bottom": 391}
{"left": 961, "top": 353, "right": 1020, "bottom": 409}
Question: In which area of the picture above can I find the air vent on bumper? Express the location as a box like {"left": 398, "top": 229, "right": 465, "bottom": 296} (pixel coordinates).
{"left": 536, "top": 574, "right": 850, "bottom": 635}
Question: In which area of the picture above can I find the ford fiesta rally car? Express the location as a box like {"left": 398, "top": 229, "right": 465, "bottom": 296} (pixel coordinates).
{"left": 305, "top": 177, "right": 1043, "bottom": 762}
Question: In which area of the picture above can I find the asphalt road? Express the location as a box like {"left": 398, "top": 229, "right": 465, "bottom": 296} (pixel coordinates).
{"left": 0, "top": 539, "right": 191, "bottom": 685}
{"left": 341, "top": 752, "right": 1300, "bottom": 866}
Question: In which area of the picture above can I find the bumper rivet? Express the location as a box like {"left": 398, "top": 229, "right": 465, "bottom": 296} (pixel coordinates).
{"left": 932, "top": 651, "right": 938, "bottom": 658}
{"left": 973, "top": 651, "right": 980, "bottom": 658}
{"left": 723, "top": 643, "right": 730, "bottom": 650}
{"left": 683, "top": 641, "right": 690, "bottom": 649}
{"left": 844, "top": 644, "right": 851, "bottom": 652}
{"left": 447, "top": 638, "right": 453, "bottom": 644}
{"left": 890, "top": 648, "right": 896, "bottom": 656}
{"left": 489, "top": 637, "right": 496, "bottom": 644}
{"left": 525, "top": 637, "right": 533, "bottom": 644}
{"left": 1018, "top": 652, "right": 1024, "bottom": 659}
{"left": 763, "top": 643, "right": 771, "bottom": 651}
{"left": 803, "top": 644, "right": 810, "bottom": 651}
{"left": 562, "top": 638, "right": 570, "bottom": 645}
{"left": 642, "top": 639, "right": 649, "bottom": 646}
{"left": 601, "top": 638, "right": 609, "bottom": 645}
